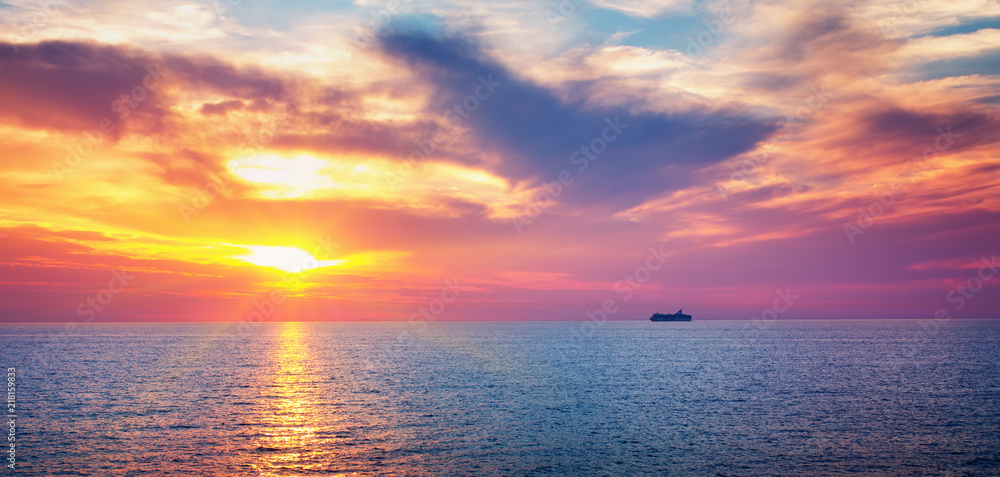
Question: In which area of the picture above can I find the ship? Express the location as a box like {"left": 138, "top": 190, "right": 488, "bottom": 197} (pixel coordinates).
{"left": 650, "top": 309, "right": 692, "bottom": 321}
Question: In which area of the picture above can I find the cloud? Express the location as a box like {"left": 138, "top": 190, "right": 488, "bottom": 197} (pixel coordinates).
{"left": 589, "top": 0, "right": 693, "bottom": 18}
{"left": 0, "top": 40, "right": 170, "bottom": 138}
{"left": 0, "top": 39, "right": 291, "bottom": 140}
{"left": 377, "top": 29, "right": 775, "bottom": 211}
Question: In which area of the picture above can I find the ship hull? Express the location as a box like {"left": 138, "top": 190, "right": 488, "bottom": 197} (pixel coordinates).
{"left": 650, "top": 314, "right": 691, "bottom": 321}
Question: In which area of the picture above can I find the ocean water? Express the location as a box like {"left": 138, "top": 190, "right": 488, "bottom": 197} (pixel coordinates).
{"left": 2, "top": 320, "right": 999, "bottom": 476}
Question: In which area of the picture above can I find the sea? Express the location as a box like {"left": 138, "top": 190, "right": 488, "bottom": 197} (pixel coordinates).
{"left": 1, "top": 320, "right": 999, "bottom": 476}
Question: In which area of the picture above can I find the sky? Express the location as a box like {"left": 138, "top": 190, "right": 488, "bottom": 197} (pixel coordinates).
{"left": 0, "top": 0, "right": 999, "bottom": 322}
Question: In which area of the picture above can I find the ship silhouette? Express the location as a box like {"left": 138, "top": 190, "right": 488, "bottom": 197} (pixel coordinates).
{"left": 650, "top": 309, "right": 692, "bottom": 321}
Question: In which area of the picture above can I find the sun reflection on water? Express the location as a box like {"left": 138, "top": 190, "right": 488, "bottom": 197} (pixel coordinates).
{"left": 248, "top": 322, "right": 339, "bottom": 476}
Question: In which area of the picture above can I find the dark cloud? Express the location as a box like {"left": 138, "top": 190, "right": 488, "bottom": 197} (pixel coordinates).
{"left": 778, "top": 14, "right": 848, "bottom": 61}
{"left": 163, "top": 53, "right": 287, "bottom": 100}
{"left": 378, "top": 29, "right": 775, "bottom": 211}
{"left": 0, "top": 40, "right": 288, "bottom": 140}
{"left": 0, "top": 40, "right": 169, "bottom": 138}
{"left": 864, "top": 108, "right": 1000, "bottom": 156}
{"left": 0, "top": 40, "right": 452, "bottom": 188}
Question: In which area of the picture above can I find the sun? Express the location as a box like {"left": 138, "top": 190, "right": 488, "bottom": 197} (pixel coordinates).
{"left": 237, "top": 246, "right": 344, "bottom": 273}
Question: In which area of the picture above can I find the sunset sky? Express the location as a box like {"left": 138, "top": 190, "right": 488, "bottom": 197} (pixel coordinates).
{"left": 1, "top": 0, "right": 999, "bottom": 322}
